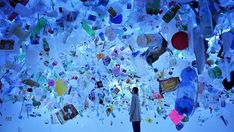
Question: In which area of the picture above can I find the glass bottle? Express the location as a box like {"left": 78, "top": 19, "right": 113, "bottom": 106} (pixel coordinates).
{"left": 162, "top": 3, "right": 181, "bottom": 23}
{"left": 146, "top": 0, "right": 161, "bottom": 15}
{"left": 81, "top": 21, "right": 95, "bottom": 36}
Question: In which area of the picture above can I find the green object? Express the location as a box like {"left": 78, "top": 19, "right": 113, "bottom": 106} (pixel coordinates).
{"left": 182, "top": 116, "right": 189, "bottom": 122}
{"left": 32, "top": 97, "right": 41, "bottom": 107}
{"left": 208, "top": 66, "right": 222, "bottom": 79}
{"left": 42, "top": 38, "right": 50, "bottom": 52}
{"left": 162, "top": 4, "right": 181, "bottom": 23}
{"left": 146, "top": 0, "right": 161, "bottom": 15}
{"left": 81, "top": 21, "right": 95, "bottom": 36}
{"left": 31, "top": 18, "right": 48, "bottom": 37}
{"left": 22, "top": 79, "right": 40, "bottom": 87}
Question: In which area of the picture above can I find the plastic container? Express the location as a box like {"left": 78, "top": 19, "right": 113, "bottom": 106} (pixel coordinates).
{"left": 109, "top": 14, "right": 123, "bottom": 24}
{"left": 180, "top": 67, "right": 197, "bottom": 82}
{"left": 137, "top": 34, "right": 163, "bottom": 48}
{"left": 175, "top": 80, "right": 196, "bottom": 116}
{"left": 198, "top": 0, "right": 213, "bottom": 38}
{"left": 175, "top": 67, "right": 197, "bottom": 116}
{"left": 193, "top": 26, "right": 205, "bottom": 74}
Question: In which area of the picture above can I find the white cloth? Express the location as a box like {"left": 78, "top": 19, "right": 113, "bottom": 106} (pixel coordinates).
{"left": 129, "top": 94, "right": 141, "bottom": 122}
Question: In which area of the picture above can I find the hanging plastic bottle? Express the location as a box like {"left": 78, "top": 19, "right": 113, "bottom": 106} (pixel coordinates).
{"left": 162, "top": 3, "right": 181, "bottom": 23}
{"left": 136, "top": 33, "right": 163, "bottom": 48}
{"left": 175, "top": 67, "right": 197, "bottom": 116}
{"left": 81, "top": 21, "right": 95, "bottom": 36}
{"left": 198, "top": 0, "right": 213, "bottom": 38}
{"left": 193, "top": 26, "right": 205, "bottom": 74}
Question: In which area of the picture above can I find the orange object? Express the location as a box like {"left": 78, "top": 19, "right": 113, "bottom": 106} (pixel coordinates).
{"left": 96, "top": 53, "right": 105, "bottom": 59}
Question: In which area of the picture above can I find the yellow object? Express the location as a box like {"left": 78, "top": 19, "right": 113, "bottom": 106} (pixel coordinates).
{"left": 146, "top": 117, "right": 153, "bottom": 123}
{"left": 55, "top": 79, "right": 67, "bottom": 96}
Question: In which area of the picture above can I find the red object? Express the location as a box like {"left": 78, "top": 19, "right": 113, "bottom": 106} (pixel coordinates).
{"left": 171, "top": 31, "right": 188, "bottom": 50}
{"left": 168, "top": 109, "right": 184, "bottom": 125}
{"left": 126, "top": 78, "right": 131, "bottom": 83}
{"left": 159, "top": 9, "right": 163, "bottom": 14}
{"left": 152, "top": 92, "right": 163, "bottom": 99}
{"left": 48, "top": 28, "right": 54, "bottom": 34}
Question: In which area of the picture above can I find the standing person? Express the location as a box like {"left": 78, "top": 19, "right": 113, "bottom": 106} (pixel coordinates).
{"left": 130, "top": 87, "right": 141, "bottom": 132}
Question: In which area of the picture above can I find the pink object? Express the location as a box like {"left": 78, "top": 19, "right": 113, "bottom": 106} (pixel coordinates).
{"left": 168, "top": 109, "right": 184, "bottom": 125}
{"left": 48, "top": 79, "right": 55, "bottom": 87}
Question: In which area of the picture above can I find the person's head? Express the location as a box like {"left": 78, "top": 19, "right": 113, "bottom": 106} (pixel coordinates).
{"left": 132, "top": 87, "right": 139, "bottom": 95}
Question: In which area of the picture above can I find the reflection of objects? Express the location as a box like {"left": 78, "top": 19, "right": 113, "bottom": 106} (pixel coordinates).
{"left": 159, "top": 77, "right": 180, "bottom": 94}
{"left": 56, "top": 104, "right": 78, "bottom": 124}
